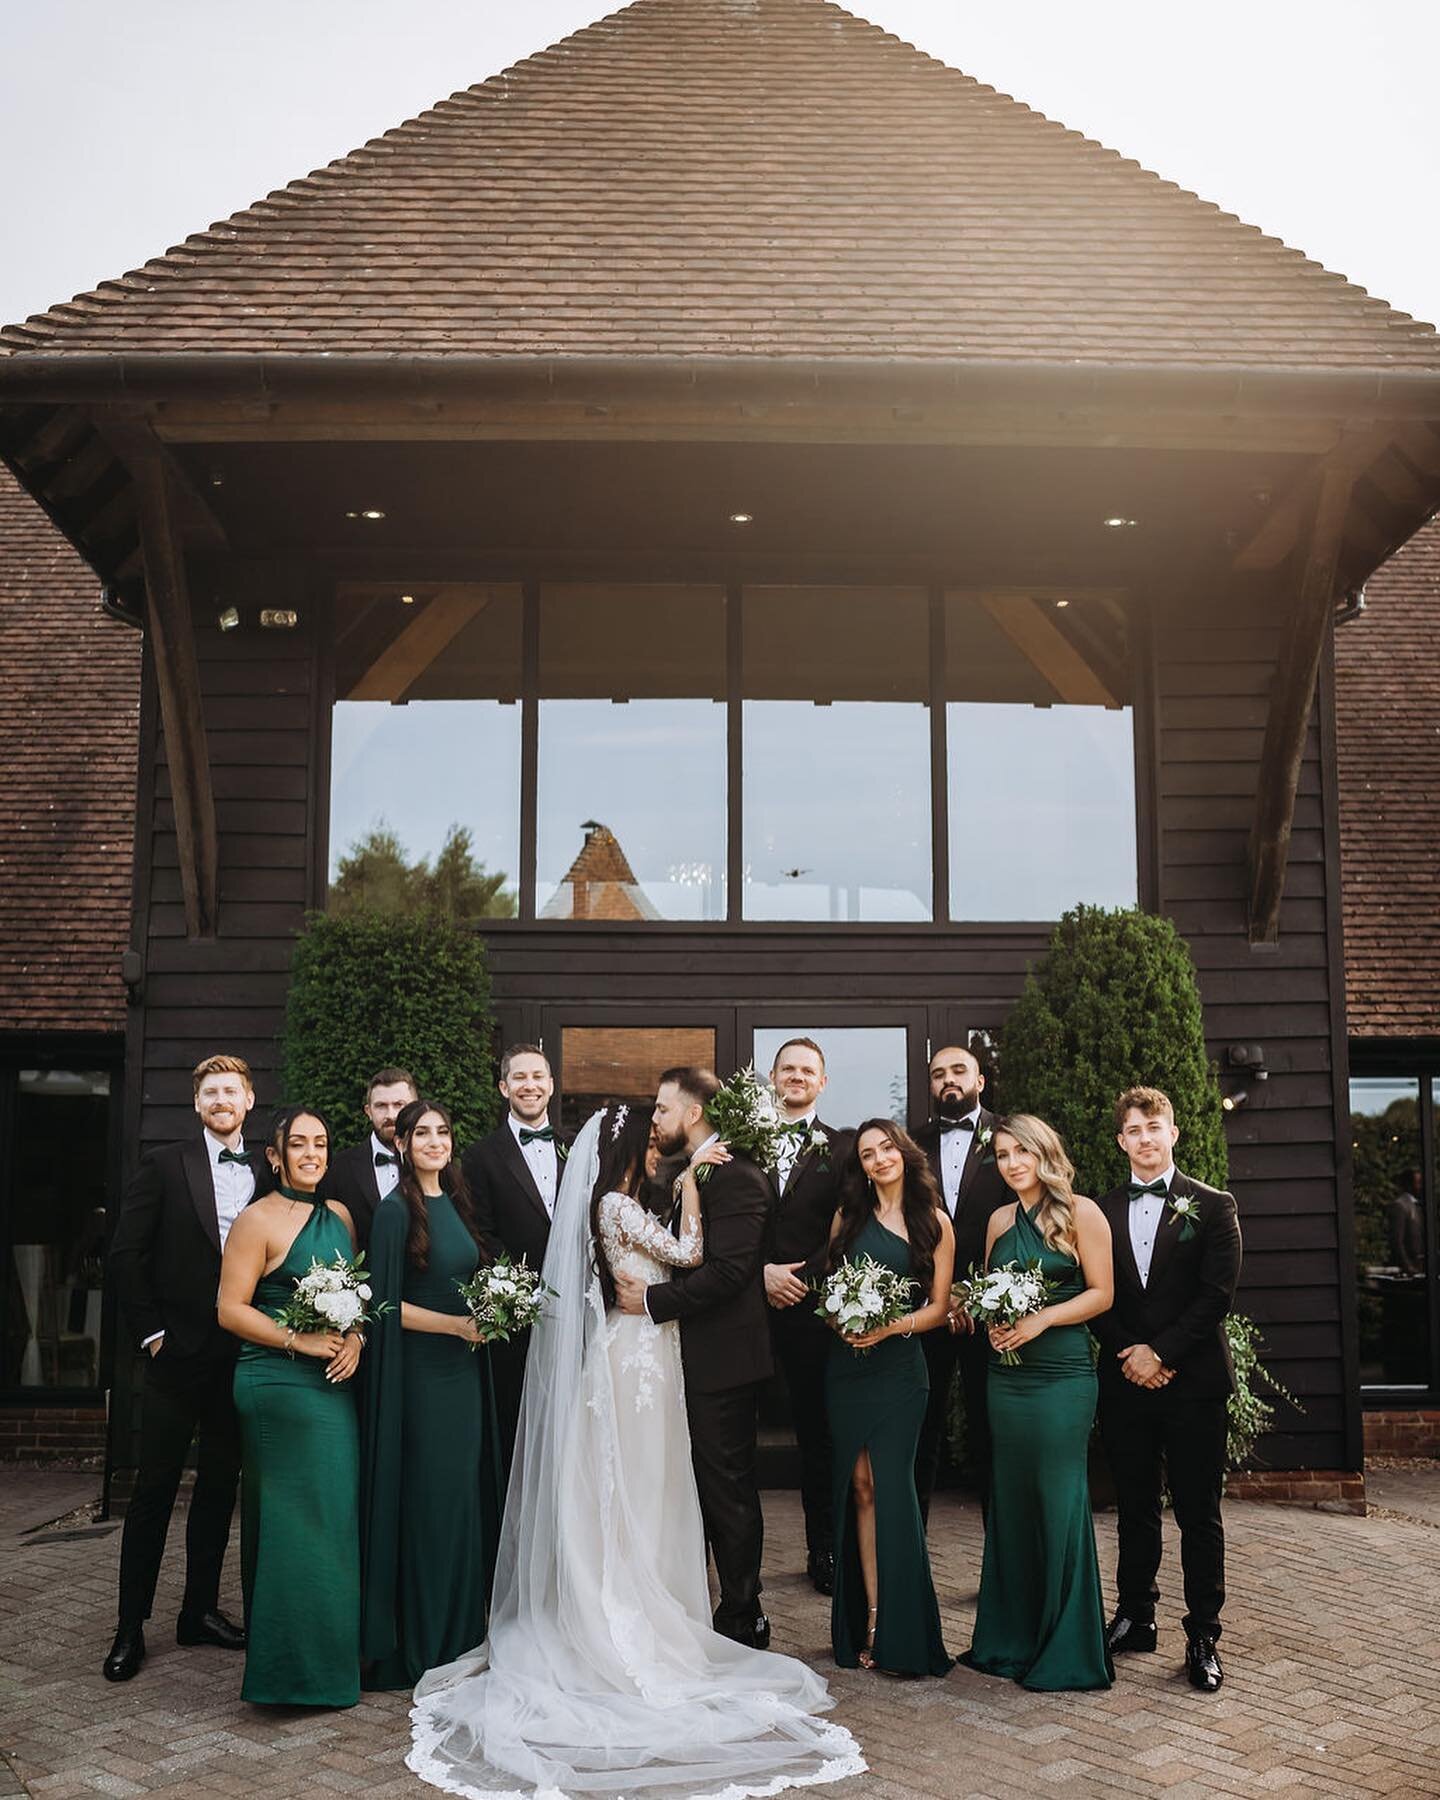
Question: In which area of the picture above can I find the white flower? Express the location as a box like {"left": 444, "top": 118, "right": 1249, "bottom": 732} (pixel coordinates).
{"left": 825, "top": 1292, "right": 842, "bottom": 1313}
{"left": 1171, "top": 1196, "right": 1198, "bottom": 1218}
{"left": 810, "top": 1129, "right": 828, "bottom": 1150}
{"left": 356, "top": 1283, "right": 372, "bottom": 1301}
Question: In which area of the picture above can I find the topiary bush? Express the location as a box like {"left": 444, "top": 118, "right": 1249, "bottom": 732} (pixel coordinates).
{"left": 279, "top": 908, "right": 499, "bottom": 1149}
{"left": 999, "top": 904, "right": 1227, "bottom": 1200}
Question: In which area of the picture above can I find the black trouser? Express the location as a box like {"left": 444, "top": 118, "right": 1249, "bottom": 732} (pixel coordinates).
{"left": 771, "top": 1309, "right": 832, "bottom": 1560}
{"left": 116, "top": 1348, "right": 241, "bottom": 1631}
{"left": 916, "top": 1326, "right": 991, "bottom": 1522}
{"left": 1099, "top": 1385, "right": 1228, "bottom": 1640}
{"left": 685, "top": 1380, "right": 765, "bottom": 1632}
{"left": 489, "top": 1330, "right": 529, "bottom": 1476}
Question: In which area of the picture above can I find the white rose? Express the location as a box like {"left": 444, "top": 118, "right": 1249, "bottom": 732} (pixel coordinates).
{"left": 826, "top": 1293, "right": 843, "bottom": 1313}
{"left": 356, "top": 1283, "right": 372, "bottom": 1301}
{"left": 810, "top": 1130, "right": 828, "bottom": 1150}
{"left": 327, "top": 1291, "right": 363, "bottom": 1331}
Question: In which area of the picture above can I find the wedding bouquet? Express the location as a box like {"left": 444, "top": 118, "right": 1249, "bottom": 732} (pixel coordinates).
{"left": 952, "top": 1260, "right": 1062, "bottom": 1366}
{"left": 457, "top": 1254, "right": 556, "bottom": 1344}
{"left": 699, "top": 1065, "right": 787, "bottom": 1182}
{"left": 274, "top": 1252, "right": 387, "bottom": 1338}
{"left": 815, "top": 1254, "right": 913, "bottom": 1350}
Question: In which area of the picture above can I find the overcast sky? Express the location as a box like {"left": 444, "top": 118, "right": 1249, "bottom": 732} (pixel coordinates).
{"left": 3, "top": 0, "right": 1438, "bottom": 336}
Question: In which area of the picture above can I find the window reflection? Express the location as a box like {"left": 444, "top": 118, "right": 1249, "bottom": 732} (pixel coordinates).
{"left": 330, "top": 584, "right": 522, "bottom": 916}
{"left": 946, "top": 593, "right": 1135, "bottom": 920}
{"left": 743, "top": 587, "right": 931, "bottom": 921}
{"left": 558, "top": 1025, "right": 717, "bottom": 1135}
{"left": 751, "top": 1026, "right": 908, "bottom": 1127}
{"left": 538, "top": 586, "right": 726, "bottom": 921}
{"left": 1352, "top": 1075, "right": 1429, "bottom": 1387}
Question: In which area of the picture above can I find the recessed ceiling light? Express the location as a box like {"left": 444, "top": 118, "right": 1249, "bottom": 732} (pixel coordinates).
{"left": 729, "top": 511, "right": 754, "bottom": 525}
{"left": 1054, "top": 599, "right": 1070, "bottom": 609}
{"left": 401, "top": 593, "right": 415, "bottom": 605}
{"left": 345, "top": 508, "right": 387, "bottom": 521}
{"left": 1102, "top": 516, "right": 1138, "bottom": 529}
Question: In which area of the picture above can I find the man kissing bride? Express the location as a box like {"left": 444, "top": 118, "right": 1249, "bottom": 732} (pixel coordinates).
{"left": 407, "top": 1067, "right": 865, "bottom": 1800}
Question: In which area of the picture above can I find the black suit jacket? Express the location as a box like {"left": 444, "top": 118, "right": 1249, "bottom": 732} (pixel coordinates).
{"left": 462, "top": 1121, "right": 571, "bottom": 1273}
{"left": 646, "top": 1151, "right": 774, "bottom": 1394}
{"left": 913, "top": 1107, "right": 1007, "bottom": 1277}
{"left": 318, "top": 1139, "right": 390, "bottom": 1253}
{"left": 768, "top": 1118, "right": 854, "bottom": 1278}
{"left": 109, "top": 1135, "right": 272, "bottom": 1362}
{"left": 1092, "top": 1168, "right": 1242, "bottom": 1402}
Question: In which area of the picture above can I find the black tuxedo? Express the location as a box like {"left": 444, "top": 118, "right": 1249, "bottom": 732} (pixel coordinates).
{"left": 318, "top": 1138, "right": 394, "bottom": 1253}
{"left": 107, "top": 1134, "right": 271, "bottom": 1631}
{"left": 1094, "top": 1168, "right": 1242, "bottom": 1640}
{"left": 647, "top": 1151, "right": 773, "bottom": 1634}
{"left": 461, "top": 1120, "right": 570, "bottom": 1467}
{"left": 765, "top": 1119, "right": 852, "bottom": 1561}
{"left": 911, "top": 1108, "right": 1007, "bottom": 1518}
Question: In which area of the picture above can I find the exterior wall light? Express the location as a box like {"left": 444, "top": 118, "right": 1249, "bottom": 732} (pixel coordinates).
{"left": 259, "top": 609, "right": 299, "bottom": 629}
{"left": 216, "top": 606, "right": 241, "bottom": 632}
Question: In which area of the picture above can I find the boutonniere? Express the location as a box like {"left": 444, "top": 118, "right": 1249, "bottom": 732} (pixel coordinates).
{"left": 557, "top": 1140, "right": 569, "bottom": 1165}
{"left": 1166, "top": 1192, "right": 1199, "bottom": 1241}
{"left": 973, "top": 1124, "right": 994, "bottom": 1160}
{"left": 807, "top": 1127, "right": 828, "bottom": 1159}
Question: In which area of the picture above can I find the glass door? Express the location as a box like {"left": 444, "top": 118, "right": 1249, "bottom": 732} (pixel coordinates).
{"left": 738, "top": 1008, "right": 929, "bottom": 1133}
{"left": 540, "top": 1008, "right": 738, "bottom": 1135}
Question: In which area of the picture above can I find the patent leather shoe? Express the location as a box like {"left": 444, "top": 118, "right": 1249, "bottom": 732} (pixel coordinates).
{"left": 807, "top": 1550, "right": 835, "bottom": 1596}
{"left": 1185, "top": 1635, "right": 1223, "bottom": 1692}
{"left": 1105, "top": 1613, "right": 1157, "bottom": 1654}
{"left": 176, "top": 1608, "right": 246, "bottom": 1650}
{"left": 749, "top": 1612, "right": 771, "bottom": 1650}
{"left": 103, "top": 1625, "right": 146, "bottom": 1682}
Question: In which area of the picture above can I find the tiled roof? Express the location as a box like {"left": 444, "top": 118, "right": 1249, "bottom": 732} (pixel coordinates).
{"left": 0, "top": 465, "right": 139, "bottom": 1034}
{"left": 3, "top": 0, "right": 1437, "bottom": 368}
{"left": 541, "top": 822, "right": 661, "bottom": 921}
{"left": 1336, "top": 516, "right": 1440, "bottom": 1038}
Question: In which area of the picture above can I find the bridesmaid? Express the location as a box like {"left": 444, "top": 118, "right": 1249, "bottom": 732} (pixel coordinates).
{"left": 824, "top": 1119, "right": 955, "bottom": 1677}
{"left": 360, "top": 1098, "right": 504, "bottom": 1689}
{"left": 217, "top": 1106, "right": 362, "bottom": 1708}
{"left": 962, "top": 1114, "right": 1114, "bottom": 1692}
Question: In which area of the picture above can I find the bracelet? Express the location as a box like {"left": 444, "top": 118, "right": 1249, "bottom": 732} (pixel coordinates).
{"left": 901, "top": 1318, "right": 914, "bottom": 1339}
{"left": 282, "top": 1327, "right": 296, "bottom": 1358}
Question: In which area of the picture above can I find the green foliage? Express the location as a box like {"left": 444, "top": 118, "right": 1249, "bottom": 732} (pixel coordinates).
{"left": 279, "top": 908, "right": 499, "bottom": 1149}
{"left": 999, "top": 904, "right": 1227, "bottom": 1201}
{"left": 329, "top": 823, "right": 516, "bottom": 921}
{"left": 1225, "top": 1313, "right": 1300, "bottom": 1469}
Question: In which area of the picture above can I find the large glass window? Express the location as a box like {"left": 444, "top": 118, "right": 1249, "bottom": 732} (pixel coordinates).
{"left": 1351, "top": 1075, "right": 1429, "bottom": 1388}
{"left": 946, "top": 592, "right": 1136, "bottom": 920}
{"left": 743, "top": 587, "right": 931, "bottom": 921}
{"left": 330, "top": 584, "right": 522, "bottom": 916}
{"left": 538, "top": 586, "right": 726, "bottom": 921}
{"left": 557, "top": 1024, "right": 717, "bottom": 1134}
{"left": 751, "top": 1025, "right": 908, "bottom": 1126}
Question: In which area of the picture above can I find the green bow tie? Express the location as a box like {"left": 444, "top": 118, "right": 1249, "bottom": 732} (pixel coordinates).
{"left": 781, "top": 1121, "right": 810, "bottom": 1137}
{"left": 217, "top": 1147, "right": 248, "bottom": 1165}
{"left": 518, "top": 1125, "right": 555, "bottom": 1146}
{"left": 1128, "top": 1178, "right": 1167, "bottom": 1199}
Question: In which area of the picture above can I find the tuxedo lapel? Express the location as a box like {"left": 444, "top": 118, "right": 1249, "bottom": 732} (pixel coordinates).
{"left": 182, "top": 1137, "right": 222, "bottom": 1254}
{"left": 497, "top": 1125, "right": 551, "bottom": 1225}
{"left": 1106, "top": 1189, "right": 1144, "bottom": 1296}
{"left": 957, "top": 1107, "right": 995, "bottom": 1205}
{"left": 1145, "top": 1171, "right": 1192, "bottom": 1293}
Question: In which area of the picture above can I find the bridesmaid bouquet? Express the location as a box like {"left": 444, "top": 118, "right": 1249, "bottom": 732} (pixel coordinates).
{"left": 952, "top": 1261, "right": 1062, "bottom": 1366}
{"left": 275, "top": 1252, "right": 388, "bottom": 1338}
{"left": 815, "top": 1254, "right": 913, "bottom": 1350}
{"left": 700, "top": 1065, "right": 787, "bottom": 1182}
{"left": 457, "top": 1255, "right": 556, "bottom": 1344}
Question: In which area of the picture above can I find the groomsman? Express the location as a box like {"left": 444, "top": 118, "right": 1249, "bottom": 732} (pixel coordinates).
{"left": 462, "top": 1044, "right": 570, "bottom": 1467}
{"left": 1095, "top": 1086, "right": 1242, "bottom": 1693}
{"left": 103, "top": 1054, "right": 267, "bottom": 1681}
{"left": 318, "top": 1066, "right": 417, "bottom": 1251}
{"left": 911, "top": 1043, "right": 1006, "bottom": 1521}
{"left": 618, "top": 1067, "right": 774, "bottom": 1649}
{"left": 761, "top": 1037, "right": 852, "bottom": 1595}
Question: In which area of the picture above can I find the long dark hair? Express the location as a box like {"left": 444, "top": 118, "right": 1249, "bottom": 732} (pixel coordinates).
{"left": 590, "top": 1100, "right": 663, "bottom": 1307}
{"left": 829, "top": 1117, "right": 943, "bottom": 1293}
{"left": 394, "top": 1098, "right": 485, "bottom": 1270}
{"left": 267, "top": 1104, "right": 332, "bottom": 1192}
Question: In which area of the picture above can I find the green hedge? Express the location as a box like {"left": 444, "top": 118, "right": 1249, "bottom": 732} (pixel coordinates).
{"left": 279, "top": 909, "right": 499, "bottom": 1149}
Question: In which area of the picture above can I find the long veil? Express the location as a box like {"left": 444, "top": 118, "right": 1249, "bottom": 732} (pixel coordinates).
{"left": 408, "top": 1110, "right": 865, "bottom": 1800}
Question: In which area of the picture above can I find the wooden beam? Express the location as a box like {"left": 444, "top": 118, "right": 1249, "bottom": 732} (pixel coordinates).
{"left": 1247, "top": 460, "right": 1355, "bottom": 945}
{"left": 94, "top": 410, "right": 229, "bottom": 550}
{"left": 133, "top": 455, "right": 219, "bottom": 938}
{"left": 979, "top": 594, "right": 1120, "bottom": 706}
{"left": 344, "top": 587, "right": 493, "bottom": 701}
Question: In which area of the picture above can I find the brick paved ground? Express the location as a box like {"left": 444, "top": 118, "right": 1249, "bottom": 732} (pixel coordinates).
{"left": 3, "top": 1469, "right": 1439, "bottom": 1799}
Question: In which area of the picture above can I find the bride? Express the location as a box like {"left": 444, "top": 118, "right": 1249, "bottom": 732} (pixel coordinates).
{"left": 408, "top": 1101, "right": 865, "bottom": 1800}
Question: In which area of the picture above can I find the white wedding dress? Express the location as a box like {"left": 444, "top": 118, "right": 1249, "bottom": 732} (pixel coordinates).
{"left": 408, "top": 1110, "right": 864, "bottom": 1800}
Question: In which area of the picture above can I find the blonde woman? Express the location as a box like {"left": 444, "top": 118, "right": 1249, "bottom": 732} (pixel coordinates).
{"left": 960, "top": 1115, "right": 1115, "bottom": 1691}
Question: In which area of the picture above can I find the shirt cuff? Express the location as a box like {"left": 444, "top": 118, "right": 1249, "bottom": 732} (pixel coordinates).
{"left": 141, "top": 1330, "right": 164, "bottom": 1349}
{"left": 643, "top": 1288, "right": 654, "bottom": 1321}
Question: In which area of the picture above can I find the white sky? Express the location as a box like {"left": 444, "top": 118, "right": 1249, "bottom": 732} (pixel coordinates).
{"left": 3, "top": 0, "right": 1438, "bottom": 336}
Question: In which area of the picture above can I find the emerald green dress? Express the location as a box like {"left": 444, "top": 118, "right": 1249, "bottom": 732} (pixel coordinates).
{"left": 963, "top": 1201, "right": 1113, "bottom": 1691}
{"left": 359, "top": 1191, "right": 503, "bottom": 1689}
{"left": 825, "top": 1215, "right": 952, "bottom": 1677}
{"left": 233, "top": 1198, "right": 360, "bottom": 1708}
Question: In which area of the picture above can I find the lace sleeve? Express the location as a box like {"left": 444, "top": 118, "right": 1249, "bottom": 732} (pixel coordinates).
{"left": 602, "top": 1193, "right": 704, "bottom": 1268}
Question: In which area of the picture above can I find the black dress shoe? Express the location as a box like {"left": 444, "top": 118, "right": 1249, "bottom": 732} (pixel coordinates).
{"left": 176, "top": 1608, "right": 246, "bottom": 1650}
{"left": 103, "top": 1626, "right": 146, "bottom": 1682}
{"left": 807, "top": 1550, "right": 835, "bottom": 1596}
{"left": 749, "top": 1612, "right": 771, "bottom": 1651}
{"left": 1185, "top": 1635, "right": 1223, "bottom": 1692}
{"left": 1105, "top": 1613, "right": 1157, "bottom": 1654}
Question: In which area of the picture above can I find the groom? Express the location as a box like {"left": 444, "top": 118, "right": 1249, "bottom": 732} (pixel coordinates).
{"left": 615, "top": 1066, "right": 774, "bottom": 1649}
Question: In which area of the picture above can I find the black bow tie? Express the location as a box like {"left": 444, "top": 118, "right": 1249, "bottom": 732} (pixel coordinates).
{"left": 519, "top": 1125, "right": 556, "bottom": 1146}
{"left": 1128, "top": 1179, "right": 1168, "bottom": 1199}
{"left": 374, "top": 1151, "right": 398, "bottom": 1167}
{"left": 940, "top": 1117, "right": 976, "bottom": 1133}
{"left": 216, "top": 1147, "right": 248, "bottom": 1165}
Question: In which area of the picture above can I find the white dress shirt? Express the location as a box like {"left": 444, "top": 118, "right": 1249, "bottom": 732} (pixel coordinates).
{"left": 774, "top": 1112, "right": 816, "bottom": 1192}
{"left": 938, "top": 1108, "right": 982, "bottom": 1217}
{"left": 509, "top": 1112, "right": 559, "bottom": 1215}
{"left": 370, "top": 1131, "right": 401, "bottom": 1200}
{"left": 1127, "top": 1165, "right": 1175, "bottom": 1288}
